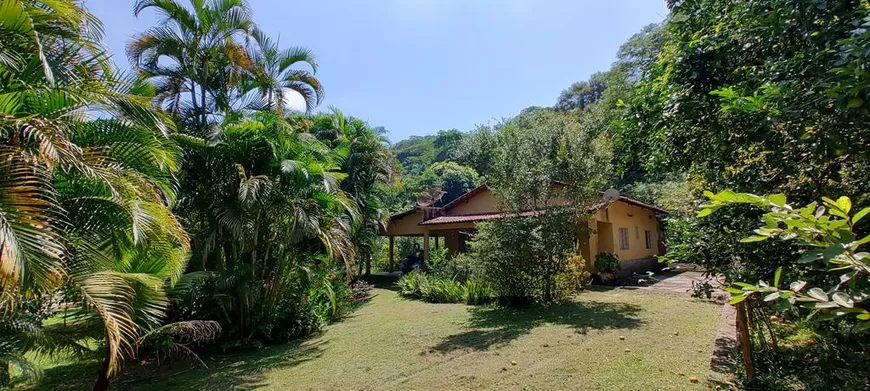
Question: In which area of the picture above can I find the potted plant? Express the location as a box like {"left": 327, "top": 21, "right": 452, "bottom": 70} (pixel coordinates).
{"left": 595, "top": 252, "right": 621, "bottom": 283}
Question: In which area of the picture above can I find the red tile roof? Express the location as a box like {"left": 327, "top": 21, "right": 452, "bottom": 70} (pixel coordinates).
{"left": 389, "top": 184, "right": 669, "bottom": 228}
{"left": 419, "top": 210, "right": 543, "bottom": 225}
{"left": 617, "top": 196, "right": 669, "bottom": 214}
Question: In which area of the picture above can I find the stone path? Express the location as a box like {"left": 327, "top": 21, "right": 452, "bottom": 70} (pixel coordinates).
{"left": 641, "top": 271, "right": 709, "bottom": 294}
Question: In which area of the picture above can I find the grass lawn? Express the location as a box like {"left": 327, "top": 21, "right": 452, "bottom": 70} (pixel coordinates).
{"left": 34, "top": 280, "right": 722, "bottom": 390}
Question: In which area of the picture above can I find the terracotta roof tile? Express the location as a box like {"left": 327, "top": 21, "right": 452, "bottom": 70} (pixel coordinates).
{"left": 419, "top": 210, "right": 542, "bottom": 225}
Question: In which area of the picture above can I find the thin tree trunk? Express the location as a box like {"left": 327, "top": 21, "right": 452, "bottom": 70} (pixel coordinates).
{"left": 200, "top": 58, "right": 208, "bottom": 129}
{"left": 736, "top": 302, "right": 755, "bottom": 384}
{"left": 92, "top": 342, "right": 112, "bottom": 391}
{"left": 189, "top": 81, "right": 198, "bottom": 129}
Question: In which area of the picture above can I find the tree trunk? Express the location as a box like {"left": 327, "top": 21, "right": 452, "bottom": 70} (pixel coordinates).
{"left": 365, "top": 251, "right": 371, "bottom": 276}
{"left": 92, "top": 344, "right": 112, "bottom": 391}
{"left": 200, "top": 57, "right": 208, "bottom": 130}
{"left": 189, "top": 81, "right": 198, "bottom": 128}
{"left": 735, "top": 302, "right": 755, "bottom": 384}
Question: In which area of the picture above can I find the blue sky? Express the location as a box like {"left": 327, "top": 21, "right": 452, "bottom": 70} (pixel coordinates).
{"left": 86, "top": 0, "right": 668, "bottom": 143}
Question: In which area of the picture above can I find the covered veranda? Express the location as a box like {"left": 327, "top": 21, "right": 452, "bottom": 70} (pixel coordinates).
{"left": 377, "top": 207, "right": 481, "bottom": 272}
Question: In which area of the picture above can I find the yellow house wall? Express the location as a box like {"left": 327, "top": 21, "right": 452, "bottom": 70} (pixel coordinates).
{"left": 601, "top": 201, "right": 662, "bottom": 261}
{"left": 449, "top": 188, "right": 501, "bottom": 215}
{"left": 447, "top": 185, "right": 568, "bottom": 216}
{"left": 385, "top": 212, "right": 425, "bottom": 236}
{"left": 444, "top": 231, "right": 461, "bottom": 257}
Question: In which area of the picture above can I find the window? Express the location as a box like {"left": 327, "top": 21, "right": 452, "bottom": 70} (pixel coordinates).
{"left": 618, "top": 228, "right": 629, "bottom": 250}
{"left": 645, "top": 230, "right": 653, "bottom": 249}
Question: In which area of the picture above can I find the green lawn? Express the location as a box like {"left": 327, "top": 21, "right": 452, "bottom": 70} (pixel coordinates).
{"left": 35, "top": 282, "right": 721, "bottom": 390}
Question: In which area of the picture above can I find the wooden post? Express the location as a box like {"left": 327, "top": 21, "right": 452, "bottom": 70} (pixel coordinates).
{"left": 736, "top": 302, "right": 755, "bottom": 383}
{"left": 423, "top": 232, "right": 430, "bottom": 263}
{"left": 388, "top": 236, "right": 395, "bottom": 271}
{"left": 435, "top": 235, "right": 440, "bottom": 249}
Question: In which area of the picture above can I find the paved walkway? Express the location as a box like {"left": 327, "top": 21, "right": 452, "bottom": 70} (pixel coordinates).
{"left": 641, "top": 271, "right": 708, "bottom": 294}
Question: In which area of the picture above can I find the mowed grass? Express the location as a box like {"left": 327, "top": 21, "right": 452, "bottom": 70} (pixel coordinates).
{"left": 36, "top": 283, "right": 721, "bottom": 390}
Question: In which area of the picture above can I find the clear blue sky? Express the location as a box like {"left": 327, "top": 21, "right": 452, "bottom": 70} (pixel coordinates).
{"left": 86, "top": 0, "right": 668, "bottom": 143}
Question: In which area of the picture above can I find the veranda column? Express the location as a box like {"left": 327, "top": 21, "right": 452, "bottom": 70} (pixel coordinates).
{"left": 388, "top": 236, "right": 395, "bottom": 271}
{"left": 423, "top": 232, "right": 430, "bottom": 263}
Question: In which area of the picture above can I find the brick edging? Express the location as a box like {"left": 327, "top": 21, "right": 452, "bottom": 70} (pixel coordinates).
{"left": 707, "top": 302, "right": 737, "bottom": 386}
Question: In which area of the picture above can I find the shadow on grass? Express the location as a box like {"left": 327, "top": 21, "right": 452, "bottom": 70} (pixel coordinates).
{"left": 361, "top": 273, "right": 400, "bottom": 292}
{"left": 35, "top": 338, "right": 325, "bottom": 391}
{"left": 431, "top": 300, "right": 644, "bottom": 354}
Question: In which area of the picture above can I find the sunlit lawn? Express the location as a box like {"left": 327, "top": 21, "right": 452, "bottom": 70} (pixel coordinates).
{"left": 33, "top": 279, "right": 721, "bottom": 390}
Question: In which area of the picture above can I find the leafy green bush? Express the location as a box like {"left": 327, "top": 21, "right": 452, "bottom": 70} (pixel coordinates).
{"left": 422, "top": 277, "right": 466, "bottom": 303}
{"left": 555, "top": 254, "right": 591, "bottom": 300}
{"left": 398, "top": 270, "right": 430, "bottom": 298}
{"left": 471, "top": 211, "right": 581, "bottom": 305}
{"left": 464, "top": 277, "right": 496, "bottom": 305}
{"left": 701, "top": 191, "right": 870, "bottom": 331}
{"left": 428, "top": 252, "right": 478, "bottom": 282}
{"left": 594, "top": 252, "right": 620, "bottom": 273}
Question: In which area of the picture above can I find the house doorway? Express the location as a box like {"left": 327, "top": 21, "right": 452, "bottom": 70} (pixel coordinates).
{"left": 596, "top": 221, "right": 614, "bottom": 253}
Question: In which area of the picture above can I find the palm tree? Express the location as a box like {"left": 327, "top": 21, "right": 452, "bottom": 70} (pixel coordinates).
{"left": 127, "top": 0, "right": 257, "bottom": 134}
{"left": 241, "top": 29, "right": 323, "bottom": 115}
{"left": 172, "top": 112, "right": 358, "bottom": 339}
{"left": 1, "top": 1, "right": 192, "bottom": 388}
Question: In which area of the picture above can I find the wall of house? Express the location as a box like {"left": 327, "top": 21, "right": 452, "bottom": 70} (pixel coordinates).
{"left": 449, "top": 188, "right": 501, "bottom": 215}
{"left": 443, "top": 231, "right": 461, "bottom": 257}
{"left": 385, "top": 211, "right": 425, "bottom": 236}
{"left": 581, "top": 200, "right": 663, "bottom": 277}
{"left": 601, "top": 200, "right": 662, "bottom": 261}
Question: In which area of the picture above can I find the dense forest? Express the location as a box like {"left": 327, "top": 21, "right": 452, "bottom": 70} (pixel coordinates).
{"left": 2, "top": 0, "right": 870, "bottom": 389}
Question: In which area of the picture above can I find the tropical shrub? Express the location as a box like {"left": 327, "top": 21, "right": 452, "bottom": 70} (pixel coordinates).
{"left": 428, "top": 252, "right": 478, "bottom": 282}
{"left": 556, "top": 254, "right": 591, "bottom": 300}
{"left": 398, "top": 270, "right": 430, "bottom": 299}
{"left": 464, "top": 277, "right": 496, "bottom": 305}
{"left": 594, "top": 252, "right": 621, "bottom": 283}
{"left": 422, "top": 277, "right": 466, "bottom": 304}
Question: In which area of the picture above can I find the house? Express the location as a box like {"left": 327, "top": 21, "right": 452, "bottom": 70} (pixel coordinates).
{"left": 381, "top": 183, "right": 667, "bottom": 277}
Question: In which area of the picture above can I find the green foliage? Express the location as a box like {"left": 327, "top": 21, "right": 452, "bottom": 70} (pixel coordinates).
{"left": 741, "top": 320, "right": 870, "bottom": 390}
{"left": 594, "top": 253, "right": 621, "bottom": 274}
{"left": 392, "top": 129, "right": 465, "bottom": 175}
{"left": 422, "top": 278, "right": 466, "bottom": 304}
{"left": 427, "top": 252, "right": 478, "bottom": 283}
{"left": 701, "top": 191, "right": 870, "bottom": 332}
{"left": 594, "top": 252, "right": 620, "bottom": 283}
{"left": 461, "top": 108, "right": 611, "bottom": 213}
{"left": 402, "top": 161, "right": 480, "bottom": 207}
{"left": 2, "top": 1, "right": 396, "bottom": 387}
{"left": 556, "top": 254, "right": 592, "bottom": 300}
{"left": 398, "top": 270, "right": 429, "bottom": 299}
{"left": 471, "top": 210, "right": 584, "bottom": 305}
{"left": 1, "top": 0, "right": 196, "bottom": 385}
{"left": 398, "top": 269, "right": 495, "bottom": 306}
{"left": 463, "top": 277, "right": 496, "bottom": 305}
{"left": 626, "top": 0, "right": 870, "bottom": 204}
{"left": 622, "top": 174, "right": 694, "bottom": 216}
{"left": 554, "top": 73, "right": 607, "bottom": 112}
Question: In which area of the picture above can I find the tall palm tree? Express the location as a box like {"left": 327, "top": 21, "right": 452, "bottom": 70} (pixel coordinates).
{"left": 127, "top": 0, "right": 257, "bottom": 134}
{"left": 241, "top": 29, "right": 323, "bottom": 115}
{"left": 1, "top": 1, "right": 192, "bottom": 388}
